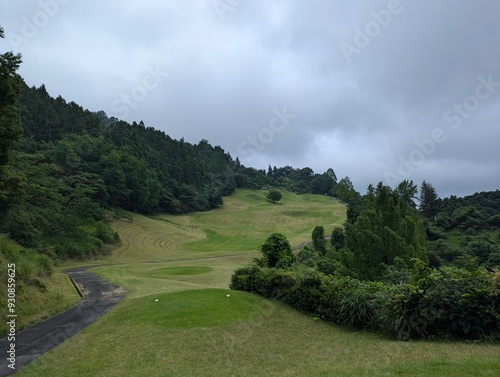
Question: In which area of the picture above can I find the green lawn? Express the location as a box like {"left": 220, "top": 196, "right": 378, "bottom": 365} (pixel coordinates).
{"left": 17, "top": 291, "right": 500, "bottom": 377}
{"left": 17, "top": 189, "right": 500, "bottom": 376}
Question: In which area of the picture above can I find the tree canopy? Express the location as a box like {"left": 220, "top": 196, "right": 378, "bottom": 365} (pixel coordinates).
{"left": 0, "top": 26, "right": 23, "bottom": 165}
{"left": 0, "top": 56, "right": 339, "bottom": 259}
{"left": 257, "top": 232, "right": 295, "bottom": 269}
{"left": 266, "top": 189, "right": 282, "bottom": 203}
{"left": 345, "top": 182, "right": 428, "bottom": 280}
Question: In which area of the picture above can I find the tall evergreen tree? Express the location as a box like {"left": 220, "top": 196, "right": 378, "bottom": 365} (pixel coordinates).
{"left": 0, "top": 26, "right": 24, "bottom": 221}
{"left": 336, "top": 176, "right": 359, "bottom": 203}
{"left": 267, "top": 164, "right": 273, "bottom": 177}
{"left": 312, "top": 225, "right": 326, "bottom": 253}
{"left": 345, "top": 182, "right": 428, "bottom": 280}
{"left": 326, "top": 167, "right": 337, "bottom": 183}
{"left": 0, "top": 26, "right": 23, "bottom": 164}
{"left": 394, "top": 180, "right": 418, "bottom": 208}
{"left": 420, "top": 180, "right": 440, "bottom": 220}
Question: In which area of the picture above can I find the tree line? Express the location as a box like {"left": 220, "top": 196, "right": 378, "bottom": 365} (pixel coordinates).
{"left": 0, "top": 30, "right": 337, "bottom": 259}
{"left": 232, "top": 179, "right": 500, "bottom": 341}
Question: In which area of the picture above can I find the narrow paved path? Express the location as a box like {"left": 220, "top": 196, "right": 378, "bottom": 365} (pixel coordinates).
{"left": 0, "top": 268, "right": 126, "bottom": 376}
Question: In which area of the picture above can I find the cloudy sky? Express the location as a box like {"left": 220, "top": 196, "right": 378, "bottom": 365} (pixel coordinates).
{"left": 1, "top": 0, "right": 499, "bottom": 198}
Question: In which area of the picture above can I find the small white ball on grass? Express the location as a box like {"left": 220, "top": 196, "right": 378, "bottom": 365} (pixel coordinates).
{"left": 155, "top": 299, "right": 159, "bottom": 302}
{"left": 226, "top": 294, "right": 230, "bottom": 298}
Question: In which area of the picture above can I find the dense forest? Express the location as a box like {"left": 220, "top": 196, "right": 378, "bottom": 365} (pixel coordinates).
{"left": 0, "top": 33, "right": 337, "bottom": 259}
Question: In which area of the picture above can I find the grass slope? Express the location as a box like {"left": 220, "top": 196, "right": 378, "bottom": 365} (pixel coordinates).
{"left": 17, "top": 294, "right": 500, "bottom": 377}
{"left": 0, "top": 237, "right": 81, "bottom": 336}
{"left": 16, "top": 189, "right": 500, "bottom": 376}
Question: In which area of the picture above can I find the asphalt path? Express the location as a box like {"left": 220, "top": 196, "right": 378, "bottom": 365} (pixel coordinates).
{"left": 0, "top": 268, "right": 126, "bottom": 376}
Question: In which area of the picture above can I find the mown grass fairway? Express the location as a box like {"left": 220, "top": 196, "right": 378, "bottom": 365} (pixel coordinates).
{"left": 147, "top": 266, "right": 213, "bottom": 277}
{"left": 16, "top": 189, "right": 500, "bottom": 376}
{"left": 111, "top": 289, "right": 268, "bottom": 329}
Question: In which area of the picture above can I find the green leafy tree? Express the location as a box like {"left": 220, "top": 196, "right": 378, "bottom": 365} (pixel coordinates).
{"left": 394, "top": 180, "right": 418, "bottom": 208}
{"left": 345, "top": 196, "right": 365, "bottom": 227}
{"left": 336, "top": 176, "right": 359, "bottom": 204}
{"left": 326, "top": 167, "right": 337, "bottom": 182}
{"left": 345, "top": 182, "right": 428, "bottom": 280}
{"left": 436, "top": 212, "right": 452, "bottom": 230}
{"left": 487, "top": 214, "right": 500, "bottom": 228}
{"left": 330, "top": 227, "right": 345, "bottom": 250}
{"left": 266, "top": 189, "right": 282, "bottom": 203}
{"left": 97, "top": 150, "right": 129, "bottom": 205}
{"left": 0, "top": 26, "right": 23, "bottom": 165}
{"left": 258, "top": 232, "right": 294, "bottom": 268}
{"left": 451, "top": 206, "right": 484, "bottom": 229}
{"left": 0, "top": 26, "right": 24, "bottom": 227}
{"left": 311, "top": 225, "right": 326, "bottom": 253}
{"left": 309, "top": 173, "right": 336, "bottom": 195}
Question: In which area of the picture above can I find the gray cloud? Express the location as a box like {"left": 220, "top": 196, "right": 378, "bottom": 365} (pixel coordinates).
{"left": 1, "top": 0, "right": 499, "bottom": 198}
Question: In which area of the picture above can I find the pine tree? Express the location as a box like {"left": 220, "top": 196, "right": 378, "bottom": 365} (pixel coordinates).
{"left": 0, "top": 26, "right": 23, "bottom": 165}
{"left": 345, "top": 182, "right": 428, "bottom": 280}
{"left": 420, "top": 180, "right": 440, "bottom": 220}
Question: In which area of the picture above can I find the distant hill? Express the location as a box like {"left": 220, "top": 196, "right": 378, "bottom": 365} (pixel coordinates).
{"left": 0, "top": 77, "right": 337, "bottom": 259}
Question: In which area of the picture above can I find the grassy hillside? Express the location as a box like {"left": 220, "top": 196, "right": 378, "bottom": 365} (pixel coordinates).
{"left": 0, "top": 237, "right": 81, "bottom": 336}
{"left": 16, "top": 189, "right": 500, "bottom": 376}
{"left": 109, "top": 189, "right": 344, "bottom": 263}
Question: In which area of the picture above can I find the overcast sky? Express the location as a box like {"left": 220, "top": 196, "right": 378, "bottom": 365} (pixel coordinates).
{"left": 1, "top": 0, "right": 499, "bottom": 198}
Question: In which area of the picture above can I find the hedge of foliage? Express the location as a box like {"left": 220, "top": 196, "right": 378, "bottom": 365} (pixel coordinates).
{"left": 230, "top": 265, "right": 500, "bottom": 341}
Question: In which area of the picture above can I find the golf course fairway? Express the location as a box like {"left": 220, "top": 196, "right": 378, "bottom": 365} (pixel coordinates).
{"left": 15, "top": 189, "right": 500, "bottom": 376}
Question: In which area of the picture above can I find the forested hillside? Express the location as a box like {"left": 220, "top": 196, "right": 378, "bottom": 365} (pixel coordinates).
{"left": 0, "top": 35, "right": 337, "bottom": 259}
{"left": 422, "top": 184, "right": 500, "bottom": 270}
{"left": 1, "top": 28, "right": 498, "bottom": 267}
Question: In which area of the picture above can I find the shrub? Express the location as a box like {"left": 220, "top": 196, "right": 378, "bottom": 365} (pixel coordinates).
{"left": 0, "top": 236, "right": 53, "bottom": 283}
{"left": 330, "top": 227, "right": 345, "bottom": 250}
{"left": 281, "top": 268, "right": 323, "bottom": 313}
{"left": 378, "top": 267, "right": 499, "bottom": 340}
{"left": 311, "top": 226, "right": 326, "bottom": 253}
{"left": 259, "top": 232, "right": 295, "bottom": 269}
{"left": 35, "top": 254, "right": 53, "bottom": 277}
{"left": 266, "top": 189, "right": 282, "bottom": 203}
{"left": 94, "top": 221, "right": 120, "bottom": 244}
{"left": 230, "top": 264, "right": 500, "bottom": 342}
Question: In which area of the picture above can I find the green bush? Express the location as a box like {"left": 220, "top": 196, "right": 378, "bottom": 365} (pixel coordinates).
{"left": 93, "top": 221, "right": 120, "bottom": 244}
{"left": 259, "top": 232, "right": 295, "bottom": 269}
{"left": 318, "top": 277, "right": 376, "bottom": 329}
{"left": 281, "top": 268, "right": 323, "bottom": 313}
{"left": 230, "top": 264, "right": 500, "bottom": 341}
{"left": 35, "top": 254, "right": 53, "bottom": 277}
